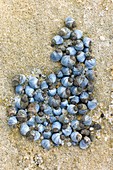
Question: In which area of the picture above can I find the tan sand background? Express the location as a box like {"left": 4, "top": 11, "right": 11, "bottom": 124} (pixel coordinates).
{"left": 0, "top": 0, "right": 113, "bottom": 169}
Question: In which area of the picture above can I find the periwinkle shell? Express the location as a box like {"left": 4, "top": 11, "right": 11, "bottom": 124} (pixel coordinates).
{"left": 12, "top": 74, "right": 26, "bottom": 87}
{"left": 78, "top": 104, "right": 88, "bottom": 115}
{"left": 48, "top": 96, "right": 61, "bottom": 108}
{"left": 56, "top": 70, "right": 63, "bottom": 78}
{"left": 15, "top": 96, "right": 21, "bottom": 110}
{"left": 48, "top": 88, "right": 56, "bottom": 96}
{"left": 61, "top": 67, "right": 72, "bottom": 76}
{"left": 61, "top": 77, "right": 73, "bottom": 87}
{"left": 48, "top": 73, "right": 56, "bottom": 83}
{"left": 60, "top": 99, "right": 68, "bottom": 108}
{"left": 76, "top": 51, "right": 86, "bottom": 63}
{"left": 44, "top": 105, "right": 52, "bottom": 115}
{"left": 61, "top": 55, "right": 75, "bottom": 68}
{"left": 15, "top": 85, "right": 24, "bottom": 94}
{"left": 20, "top": 123, "right": 30, "bottom": 136}
{"left": 62, "top": 126, "right": 72, "bottom": 136}
{"left": 53, "top": 107, "right": 62, "bottom": 116}
{"left": 57, "top": 86, "right": 70, "bottom": 98}
{"left": 71, "top": 131, "right": 82, "bottom": 143}
{"left": 50, "top": 49, "right": 63, "bottom": 62}
{"left": 52, "top": 133, "right": 62, "bottom": 145}
{"left": 74, "top": 40, "right": 84, "bottom": 51}
{"left": 79, "top": 136, "right": 91, "bottom": 149}
{"left": 8, "top": 116, "right": 18, "bottom": 126}
{"left": 25, "top": 85, "right": 34, "bottom": 97}
{"left": 41, "top": 139, "right": 50, "bottom": 150}
{"left": 59, "top": 27, "right": 71, "bottom": 39}
{"left": 83, "top": 115, "right": 92, "bottom": 126}
{"left": 65, "top": 17, "right": 76, "bottom": 29}
{"left": 27, "top": 116, "right": 35, "bottom": 127}
{"left": 34, "top": 91, "right": 44, "bottom": 102}
{"left": 43, "top": 131, "right": 52, "bottom": 139}
{"left": 16, "top": 109, "right": 27, "bottom": 122}
{"left": 52, "top": 35, "right": 63, "bottom": 45}
{"left": 80, "top": 92, "right": 89, "bottom": 103}
{"left": 85, "top": 58, "right": 96, "bottom": 69}
{"left": 87, "top": 99, "right": 97, "bottom": 110}
{"left": 71, "top": 120, "right": 79, "bottom": 130}
{"left": 35, "top": 116, "right": 46, "bottom": 124}
{"left": 70, "top": 86, "right": 78, "bottom": 95}
{"left": 49, "top": 116, "right": 57, "bottom": 123}
{"left": 70, "top": 95, "right": 79, "bottom": 104}
{"left": 27, "top": 103, "right": 40, "bottom": 114}
{"left": 52, "top": 121, "right": 61, "bottom": 132}
{"left": 37, "top": 124, "right": 45, "bottom": 133}
{"left": 71, "top": 29, "right": 83, "bottom": 40}
{"left": 83, "top": 37, "right": 91, "bottom": 47}
{"left": 66, "top": 47, "right": 76, "bottom": 55}
{"left": 67, "top": 104, "right": 78, "bottom": 115}
{"left": 86, "top": 69, "right": 95, "bottom": 81}
{"left": 72, "top": 64, "right": 83, "bottom": 76}
{"left": 40, "top": 81, "right": 48, "bottom": 90}
{"left": 28, "top": 76, "right": 38, "bottom": 89}
{"left": 34, "top": 131, "right": 41, "bottom": 141}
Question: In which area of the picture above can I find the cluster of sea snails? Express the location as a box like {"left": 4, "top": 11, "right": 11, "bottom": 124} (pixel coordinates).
{"left": 7, "top": 17, "right": 101, "bottom": 150}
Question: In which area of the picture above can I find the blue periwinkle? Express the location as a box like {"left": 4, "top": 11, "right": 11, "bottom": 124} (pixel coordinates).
{"left": 65, "top": 17, "right": 76, "bottom": 29}
{"left": 79, "top": 136, "right": 91, "bottom": 149}
{"left": 61, "top": 55, "right": 75, "bottom": 68}
{"left": 50, "top": 50, "right": 63, "bottom": 62}
{"left": 71, "top": 120, "right": 79, "bottom": 130}
{"left": 83, "top": 37, "right": 91, "bottom": 47}
{"left": 40, "top": 81, "right": 48, "bottom": 90}
{"left": 85, "top": 58, "right": 96, "bottom": 69}
{"left": 74, "top": 40, "right": 84, "bottom": 51}
{"left": 15, "top": 85, "right": 23, "bottom": 94}
{"left": 71, "top": 132, "right": 82, "bottom": 143}
{"left": 67, "top": 104, "right": 78, "bottom": 115}
{"left": 25, "top": 86, "right": 34, "bottom": 97}
{"left": 48, "top": 73, "right": 56, "bottom": 83}
{"left": 59, "top": 27, "right": 71, "bottom": 39}
{"left": 62, "top": 126, "right": 72, "bottom": 136}
{"left": 41, "top": 139, "right": 50, "bottom": 150}
{"left": 20, "top": 123, "right": 30, "bottom": 136}
{"left": 8, "top": 116, "right": 18, "bottom": 126}
{"left": 87, "top": 99, "right": 97, "bottom": 110}
{"left": 29, "top": 76, "right": 38, "bottom": 89}
{"left": 43, "top": 131, "right": 52, "bottom": 139}
{"left": 34, "top": 91, "right": 44, "bottom": 102}
{"left": 76, "top": 51, "right": 86, "bottom": 63}
{"left": 53, "top": 107, "right": 62, "bottom": 116}
{"left": 52, "top": 133, "right": 62, "bottom": 145}
{"left": 52, "top": 121, "right": 61, "bottom": 132}
{"left": 66, "top": 47, "right": 76, "bottom": 55}
{"left": 83, "top": 115, "right": 92, "bottom": 126}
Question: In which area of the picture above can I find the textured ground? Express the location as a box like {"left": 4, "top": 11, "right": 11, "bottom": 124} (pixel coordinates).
{"left": 0, "top": 0, "right": 113, "bottom": 170}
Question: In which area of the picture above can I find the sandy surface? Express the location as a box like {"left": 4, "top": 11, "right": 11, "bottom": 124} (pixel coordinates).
{"left": 0, "top": 0, "right": 113, "bottom": 170}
